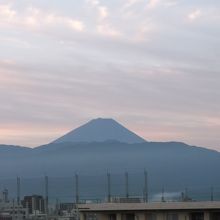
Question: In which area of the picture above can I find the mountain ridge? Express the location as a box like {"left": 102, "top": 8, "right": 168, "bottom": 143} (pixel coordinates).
{"left": 0, "top": 118, "right": 219, "bottom": 190}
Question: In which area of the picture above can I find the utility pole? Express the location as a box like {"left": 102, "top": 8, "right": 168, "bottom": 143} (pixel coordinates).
{"left": 45, "top": 176, "right": 49, "bottom": 218}
{"left": 161, "top": 187, "right": 165, "bottom": 202}
{"left": 12, "top": 199, "right": 15, "bottom": 220}
{"left": 75, "top": 174, "right": 80, "bottom": 220}
{"left": 75, "top": 173, "right": 79, "bottom": 204}
{"left": 185, "top": 187, "right": 188, "bottom": 201}
{"left": 17, "top": 176, "right": 21, "bottom": 205}
{"left": 17, "top": 177, "right": 21, "bottom": 220}
{"left": 144, "top": 170, "right": 148, "bottom": 202}
{"left": 34, "top": 197, "right": 37, "bottom": 220}
{"left": 211, "top": 187, "right": 214, "bottom": 201}
{"left": 125, "top": 172, "right": 129, "bottom": 199}
{"left": 56, "top": 198, "right": 59, "bottom": 215}
{"left": 107, "top": 172, "right": 111, "bottom": 202}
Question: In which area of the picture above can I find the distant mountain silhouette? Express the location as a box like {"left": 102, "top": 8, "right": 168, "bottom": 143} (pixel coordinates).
{"left": 52, "top": 118, "right": 146, "bottom": 144}
{"left": 0, "top": 141, "right": 220, "bottom": 201}
{"left": 0, "top": 119, "right": 220, "bottom": 201}
{"left": 0, "top": 144, "right": 30, "bottom": 156}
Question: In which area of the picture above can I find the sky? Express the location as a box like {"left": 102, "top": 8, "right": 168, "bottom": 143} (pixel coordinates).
{"left": 0, "top": 0, "right": 220, "bottom": 150}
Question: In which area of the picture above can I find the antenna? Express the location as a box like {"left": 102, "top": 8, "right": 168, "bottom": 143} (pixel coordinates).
{"left": 184, "top": 187, "right": 188, "bottom": 201}
{"left": 211, "top": 187, "right": 214, "bottom": 201}
{"left": 45, "top": 176, "right": 49, "bottom": 216}
{"left": 144, "top": 170, "right": 148, "bottom": 202}
{"left": 107, "top": 172, "right": 111, "bottom": 202}
{"left": 12, "top": 199, "right": 15, "bottom": 220}
{"left": 75, "top": 173, "right": 79, "bottom": 204}
{"left": 125, "top": 172, "right": 129, "bottom": 199}
{"left": 161, "top": 187, "right": 165, "bottom": 202}
{"left": 17, "top": 177, "right": 21, "bottom": 205}
{"left": 56, "top": 198, "right": 59, "bottom": 215}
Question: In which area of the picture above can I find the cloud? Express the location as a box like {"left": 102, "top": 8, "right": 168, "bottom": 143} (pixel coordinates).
{"left": 124, "top": 0, "right": 176, "bottom": 10}
{"left": 0, "top": 123, "right": 68, "bottom": 147}
{"left": 0, "top": 4, "right": 16, "bottom": 20}
{"left": 67, "top": 19, "right": 85, "bottom": 31}
{"left": 188, "top": 9, "right": 201, "bottom": 21}
{"left": 87, "top": 0, "right": 109, "bottom": 20}
{"left": 98, "top": 6, "right": 108, "bottom": 19}
{"left": 87, "top": 0, "right": 99, "bottom": 6}
{"left": 86, "top": 0, "right": 123, "bottom": 38}
{"left": 133, "top": 21, "right": 156, "bottom": 42}
{"left": 0, "top": 4, "right": 85, "bottom": 32}
{"left": 163, "top": 0, "right": 177, "bottom": 7}
{"left": 146, "top": 0, "right": 160, "bottom": 9}
{"left": 124, "top": 0, "right": 143, "bottom": 8}
{"left": 26, "top": 9, "right": 85, "bottom": 32}
{"left": 97, "top": 24, "right": 121, "bottom": 37}
{"left": 0, "top": 0, "right": 220, "bottom": 150}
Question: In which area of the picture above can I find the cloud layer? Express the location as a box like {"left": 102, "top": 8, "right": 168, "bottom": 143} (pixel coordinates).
{"left": 0, "top": 0, "right": 220, "bottom": 149}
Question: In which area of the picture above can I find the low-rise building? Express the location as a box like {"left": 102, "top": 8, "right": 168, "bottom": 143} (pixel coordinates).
{"left": 0, "top": 201, "right": 28, "bottom": 220}
{"left": 78, "top": 201, "right": 220, "bottom": 220}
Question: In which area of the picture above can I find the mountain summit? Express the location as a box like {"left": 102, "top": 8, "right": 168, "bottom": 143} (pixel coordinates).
{"left": 52, "top": 118, "right": 146, "bottom": 144}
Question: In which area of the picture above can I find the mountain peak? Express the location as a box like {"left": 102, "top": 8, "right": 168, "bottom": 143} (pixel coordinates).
{"left": 52, "top": 118, "right": 146, "bottom": 144}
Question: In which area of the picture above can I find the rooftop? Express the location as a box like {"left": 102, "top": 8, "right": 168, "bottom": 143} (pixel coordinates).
{"left": 78, "top": 201, "right": 220, "bottom": 212}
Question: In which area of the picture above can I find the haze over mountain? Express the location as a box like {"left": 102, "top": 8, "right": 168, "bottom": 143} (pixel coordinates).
{"left": 52, "top": 118, "right": 146, "bottom": 144}
{"left": 0, "top": 118, "right": 220, "bottom": 201}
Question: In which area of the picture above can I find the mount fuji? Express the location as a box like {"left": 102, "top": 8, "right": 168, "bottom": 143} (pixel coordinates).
{"left": 52, "top": 118, "right": 146, "bottom": 144}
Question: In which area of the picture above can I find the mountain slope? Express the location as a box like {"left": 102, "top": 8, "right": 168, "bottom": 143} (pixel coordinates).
{"left": 0, "top": 142, "right": 220, "bottom": 201}
{"left": 52, "top": 118, "right": 146, "bottom": 144}
{"left": 0, "top": 144, "right": 31, "bottom": 157}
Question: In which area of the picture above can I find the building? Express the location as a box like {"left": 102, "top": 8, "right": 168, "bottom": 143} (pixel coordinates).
{"left": 22, "top": 195, "right": 45, "bottom": 215}
{"left": 0, "top": 189, "right": 28, "bottom": 220}
{"left": 1, "top": 189, "right": 9, "bottom": 203}
{"left": 59, "top": 203, "right": 76, "bottom": 213}
{"left": 78, "top": 201, "right": 220, "bottom": 220}
{"left": 0, "top": 201, "right": 28, "bottom": 220}
{"left": 53, "top": 203, "right": 78, "bottom": 220}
